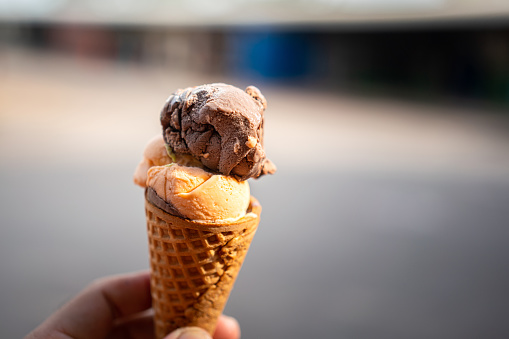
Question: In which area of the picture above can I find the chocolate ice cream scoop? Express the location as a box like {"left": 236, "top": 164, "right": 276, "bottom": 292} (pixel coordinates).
{"left": 161, "top": 83, "right": 276, "bottom": 180}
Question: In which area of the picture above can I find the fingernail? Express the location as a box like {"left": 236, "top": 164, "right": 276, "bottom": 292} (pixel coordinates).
{"left": 222, "top": 315, "right": 238, "bottom": 327}
{"left": 164, "top": 326, "right": 212, "bottom": 339}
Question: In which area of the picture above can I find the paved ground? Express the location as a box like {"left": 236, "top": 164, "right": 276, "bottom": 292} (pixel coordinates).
{"left": 1, "top": 48, "right": 509, "bottom": 338}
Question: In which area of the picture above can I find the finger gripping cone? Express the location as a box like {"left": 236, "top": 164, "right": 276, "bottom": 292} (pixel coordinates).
{"left": 145, "top": 196, "right": 261, "bottom": 339}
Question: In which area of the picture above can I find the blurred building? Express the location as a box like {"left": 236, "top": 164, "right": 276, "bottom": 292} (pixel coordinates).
{"left": 1, "top": 0, "right": 509, "bottom": 105}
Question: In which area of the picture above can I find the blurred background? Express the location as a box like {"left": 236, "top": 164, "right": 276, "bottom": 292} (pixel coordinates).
{"left": 1, "top": 0, "right": 509, "bottom": 338}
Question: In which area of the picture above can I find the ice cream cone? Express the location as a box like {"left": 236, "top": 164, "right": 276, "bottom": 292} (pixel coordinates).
{"left": 145, "top": 195, "right": 261, "bottom": 339}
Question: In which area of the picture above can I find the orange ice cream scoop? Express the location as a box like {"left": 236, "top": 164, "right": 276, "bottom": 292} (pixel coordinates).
{"left": 133, "top": 135, "right": 172, "bottom": 188}
{"left": 146, "top": 164, "right": 250, "bottom": 223}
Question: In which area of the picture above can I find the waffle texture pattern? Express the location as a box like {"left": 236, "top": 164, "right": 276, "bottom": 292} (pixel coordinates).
{"left": 145, "top": 196, "right": 260, "bottom": 339}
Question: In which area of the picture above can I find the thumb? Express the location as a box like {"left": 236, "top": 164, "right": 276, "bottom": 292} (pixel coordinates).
{"left": 164, "top": 326, "right": 212, "bottom": 339}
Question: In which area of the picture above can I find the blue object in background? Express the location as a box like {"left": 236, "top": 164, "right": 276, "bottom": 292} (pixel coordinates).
{"left": 227, "top": 30, "right": 315, "bottom": 81}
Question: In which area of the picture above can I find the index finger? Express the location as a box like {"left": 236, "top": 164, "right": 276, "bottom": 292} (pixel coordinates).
{"left": 95, "top": 270, "right": 152, "bottom": 319}
{"left": 26, "top": 270, "right": 152, "bottom": 339}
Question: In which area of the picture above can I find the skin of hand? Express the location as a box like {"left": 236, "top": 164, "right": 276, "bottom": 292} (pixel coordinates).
{"left": 25, "top": 271, "right": 240, "bottom": 339}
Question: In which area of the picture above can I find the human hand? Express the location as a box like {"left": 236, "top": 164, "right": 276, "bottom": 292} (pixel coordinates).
{"left": 25, "top": 271, "right": 240, "bottom": 339}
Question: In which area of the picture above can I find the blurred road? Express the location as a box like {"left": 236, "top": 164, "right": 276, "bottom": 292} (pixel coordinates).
{"left": 1, "top": 48, "right": 509, "bottom": 338}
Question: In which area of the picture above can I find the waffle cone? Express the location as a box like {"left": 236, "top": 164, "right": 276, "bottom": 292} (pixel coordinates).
{"left": 145, "top": 196, "right": 261, "bottom": 339}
